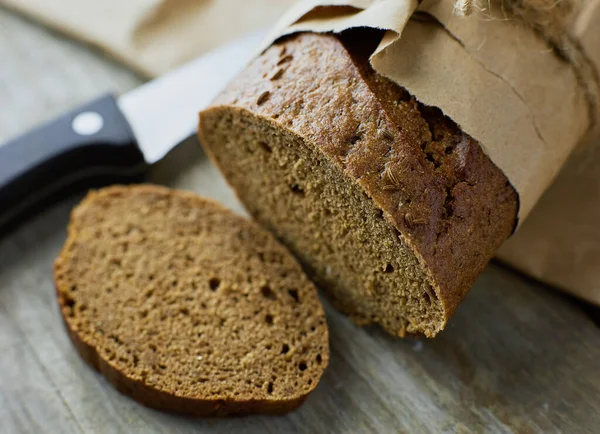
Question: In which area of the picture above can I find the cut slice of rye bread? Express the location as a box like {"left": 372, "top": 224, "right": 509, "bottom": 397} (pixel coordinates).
{"left": 198, "top": 32, "right": 518, "bottom": 337}
{"left": 53, "top": 185, "right": 329, "bottom": 416}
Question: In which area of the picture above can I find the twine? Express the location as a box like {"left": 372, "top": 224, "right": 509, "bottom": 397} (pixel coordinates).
{"left": 453, "top": 0, "right": 475, "bottom": 16}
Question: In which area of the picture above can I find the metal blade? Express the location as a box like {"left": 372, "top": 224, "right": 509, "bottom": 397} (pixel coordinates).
{"left": 118, "top": 30, "right": 266, "bottom": 164}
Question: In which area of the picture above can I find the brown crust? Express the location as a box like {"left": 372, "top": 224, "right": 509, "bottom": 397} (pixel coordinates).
{"left": 59, "top": 313, "right": 307, "bottom": 416}
{"left": 199, "top": 33, "right": 517, "bottom": 324}
{"left": 53, "top": 184, "right": 327, "bottom": 416}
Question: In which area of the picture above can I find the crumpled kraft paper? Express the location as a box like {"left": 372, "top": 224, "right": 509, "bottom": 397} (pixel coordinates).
{"left": 497, "top": 0, "right": 600, "bottom": 305}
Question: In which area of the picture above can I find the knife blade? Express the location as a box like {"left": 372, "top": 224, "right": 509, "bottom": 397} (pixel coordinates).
{"left": 0, "top": 30, "right": 265, "bottom": 230}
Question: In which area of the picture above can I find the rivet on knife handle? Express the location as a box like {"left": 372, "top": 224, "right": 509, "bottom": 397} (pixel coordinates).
{"left": 0, "top": 93, "right": 147, "bottom": 232}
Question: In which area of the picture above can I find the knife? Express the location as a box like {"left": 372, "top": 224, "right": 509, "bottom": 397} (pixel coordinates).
{"left": 0, "top": 31, "right": 265, "bottom": 230}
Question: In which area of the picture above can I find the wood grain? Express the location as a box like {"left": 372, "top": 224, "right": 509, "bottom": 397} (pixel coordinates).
{"left": 1, "top": 6, "right": 599, "bottom": 433}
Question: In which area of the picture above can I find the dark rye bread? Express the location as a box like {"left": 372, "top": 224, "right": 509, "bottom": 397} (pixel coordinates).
{"left": 198, "top": 32, "right": 518, "bottom": 337}
{"left": 53, "top": 185, "right": 329, "bottom": 416}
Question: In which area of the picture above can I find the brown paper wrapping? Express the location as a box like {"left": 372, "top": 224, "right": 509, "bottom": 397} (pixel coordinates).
{"left": 4, "top": 0, "right": 600, "bottom": 305}
{"left": 499, "top": 0, "right": 600, "bottom": 305}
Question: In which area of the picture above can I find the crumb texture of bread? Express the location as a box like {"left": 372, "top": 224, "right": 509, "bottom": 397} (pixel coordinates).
{"left": 53, "top": 185, "right": 329, "bottom": 416}
{"left": 198, "top": 33, "right": 518, "bottom": 337}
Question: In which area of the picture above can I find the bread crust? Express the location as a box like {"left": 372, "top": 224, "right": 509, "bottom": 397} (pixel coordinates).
{"left": 60, "top": 315, "right": 308, "bottom": 415}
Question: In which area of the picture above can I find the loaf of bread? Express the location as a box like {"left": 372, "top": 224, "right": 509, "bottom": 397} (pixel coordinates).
{"left": 53, "top": 185, "right": 329, "bottom": 415}
{"left": 198, "top": 32, "right": 518, "bottom": 337}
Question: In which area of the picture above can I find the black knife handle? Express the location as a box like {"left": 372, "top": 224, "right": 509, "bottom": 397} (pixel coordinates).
{"left": 0, "top": 93, "right": 147, "bottom": 231}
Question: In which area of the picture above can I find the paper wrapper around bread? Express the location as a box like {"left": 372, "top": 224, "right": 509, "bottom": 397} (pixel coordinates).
{"left": 260, "top": 0, "right": 600, "bottom": 304}
{"left": 498, "top": 0, "right": 600, "bottom": 306}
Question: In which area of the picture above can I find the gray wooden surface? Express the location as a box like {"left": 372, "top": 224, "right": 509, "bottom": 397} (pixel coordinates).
{"left": 1, "top": 6, "right": 600, "bottom": 434}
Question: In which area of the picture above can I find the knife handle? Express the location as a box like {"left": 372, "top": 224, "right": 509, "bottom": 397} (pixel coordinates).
{"left": 0, "top": 93, "right": 147, "bottom": 231}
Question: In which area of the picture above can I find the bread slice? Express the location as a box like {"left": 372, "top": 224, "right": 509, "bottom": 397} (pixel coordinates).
{"left": 198, "top": 32, "right": 518, "bottom": 337}
{"left": 53, "top": 185, "right": 329, "bottom": 416}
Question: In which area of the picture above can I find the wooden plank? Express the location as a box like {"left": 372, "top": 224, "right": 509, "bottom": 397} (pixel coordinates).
{"left": 1, "top": 5, "right": 600, "bottom": 434}
{"left": 0, "top": 302, "right": 83, "bottom": 434}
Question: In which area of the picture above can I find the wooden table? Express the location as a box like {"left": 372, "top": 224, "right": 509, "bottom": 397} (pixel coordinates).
{"left": 1, "top": 6, "right": 599, "bottom": 433}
